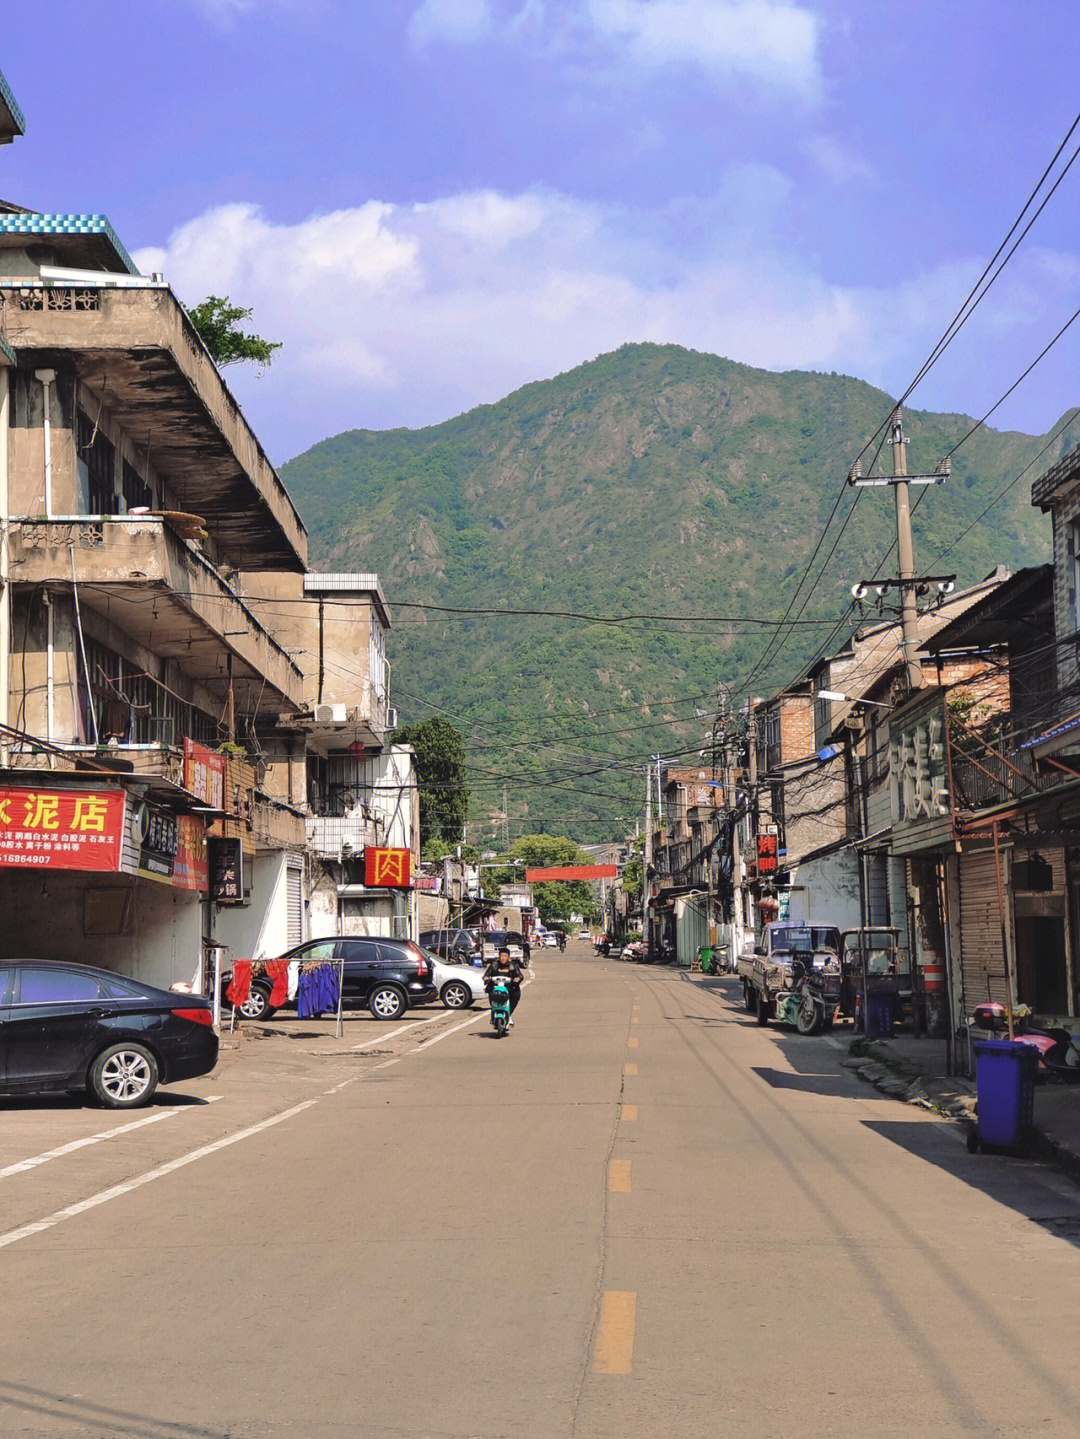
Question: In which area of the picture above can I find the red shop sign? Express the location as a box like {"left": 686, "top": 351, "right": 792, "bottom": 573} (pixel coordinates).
{"left": 173, "top": 815, "right": 209, "bottom": 892}
{"left": 183, "top": 740, "right": 226, "bottom": 810}
{"left": 0, "top": 787, "right": 126, "bottom": 871}
{"left": 757, "top": 833, "right": 778, "bottom": 874}
{"left": 364, "top": 847, "right": 412, "bottom": 888}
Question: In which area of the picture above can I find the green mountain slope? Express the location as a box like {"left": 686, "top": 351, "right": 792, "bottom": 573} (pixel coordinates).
{"left": 280, "top": 343, "right": 1077, "bottom": 842}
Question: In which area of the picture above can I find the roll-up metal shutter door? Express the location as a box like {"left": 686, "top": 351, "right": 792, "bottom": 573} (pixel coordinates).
{"left": 887, "top": 857, "right": 908, "bottom": 936}
{"left": 286, "top": 859, "right": 304, "bottom": 948}
{"left": 959, "top": 848, "right": 1011, "bottom": 1010}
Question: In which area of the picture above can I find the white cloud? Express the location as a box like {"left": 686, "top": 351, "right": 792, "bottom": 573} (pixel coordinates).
{"left": 410, "top": 0, "right": 823, "bottom": 99}
{"left": 800, "top": 134, "right": 879, "bottom": 187}
{"left": 133, "top": 187, "right": 1080, "bottom": 459}
{"left": 410, "top": 0, "right": 495, "bottom": 43}
{"left": 586, "top": 0, "right": 822, "bottom": 98}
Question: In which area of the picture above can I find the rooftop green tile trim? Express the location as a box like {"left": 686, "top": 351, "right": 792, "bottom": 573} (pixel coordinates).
{"left": 0, "top": 213, "right": 139, "bottom": 275}
{"left": 0, "top": 70, "right": 26, "bottom": 136}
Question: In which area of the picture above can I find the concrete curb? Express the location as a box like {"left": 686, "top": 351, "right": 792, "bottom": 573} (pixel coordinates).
{"left": 843, "top": 1045, "right": 1080, "bottom": 1179}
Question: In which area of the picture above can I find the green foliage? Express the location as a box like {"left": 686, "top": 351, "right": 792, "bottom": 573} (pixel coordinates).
{"left": 391, "top": 717, "right": 468, "bottom": 848}
{"left": 187, "top": 295, "right": 282, "bottom": 369}
{"left": 621, "top": 834, "right": 645, "bottom": 897}
{"left": 496, "top": 834, "right": 601, "bottom": 923}
{"left": 281, "top": 343, "right": 1076, "bottom": 844}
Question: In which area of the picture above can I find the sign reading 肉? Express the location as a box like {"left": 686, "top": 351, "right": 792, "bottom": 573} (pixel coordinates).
{"left": 0, "top": 787, "right": 126, "bottom": 870}
{"left": 525, "top": 864, "right": 618, "bottom": 881}
{"left": 364, "top": 847, "right": 413, "bottom": 888}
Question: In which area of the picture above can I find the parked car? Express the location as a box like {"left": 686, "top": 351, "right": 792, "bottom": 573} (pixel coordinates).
{"left": 477, "top": 930, "right": 531, "bottom": 966}
{"left": 231, "top": 937, "right": 438, "bottom": 1022}
{"left": 426, "top": 954, "right": 487, "bottom": 1009}
{"left": 0, "top": 960, "right": 218, "bottom": 1108}
{"left": 419, "top": 928, "right": 481, "bottom": 965}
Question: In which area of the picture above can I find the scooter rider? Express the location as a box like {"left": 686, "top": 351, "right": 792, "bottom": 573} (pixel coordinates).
{"left": 484, "top": 945, "right": 524, "bottom": 1025}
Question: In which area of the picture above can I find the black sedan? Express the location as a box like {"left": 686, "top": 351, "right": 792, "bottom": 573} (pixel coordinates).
{"left": 0, "top": 960, "right": 219, "bottom": 1108}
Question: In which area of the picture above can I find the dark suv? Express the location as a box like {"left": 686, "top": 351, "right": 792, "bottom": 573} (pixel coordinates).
{"left": 419, "top": 928, "right": 480, "bottom": 964}
{"left": 234, "top": 937, "right": 438, "bottom": 1022}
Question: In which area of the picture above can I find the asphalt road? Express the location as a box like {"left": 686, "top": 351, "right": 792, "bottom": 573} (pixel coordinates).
{"left": 4, "top": 946, "right": 1080, "bottom": 1438}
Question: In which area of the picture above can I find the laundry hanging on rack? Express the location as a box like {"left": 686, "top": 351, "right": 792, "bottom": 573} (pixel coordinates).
{"left": 264, "top": 960, "right": 289, "bottom": 1008}
{"left": 297, "top": 963, "right": 340, "bottom": 1019}
{"left": 225, "top": 960, "right": 252, "bottom": 1007}
{"left": 287, "top": 961, "right": 300, "bottom": 1001}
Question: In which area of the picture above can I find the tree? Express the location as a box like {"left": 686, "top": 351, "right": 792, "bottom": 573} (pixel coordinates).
{"left": 502, "top": 834, "right": 600, "bottom": 925}
{"left": 187, "top": 295, "right": 282, "bottom": 369}
{"left": 391, "top": 717, "right": 468, "bottom": 850}
{"left": 621, "top": 834, "right": 644, "bottom": 899}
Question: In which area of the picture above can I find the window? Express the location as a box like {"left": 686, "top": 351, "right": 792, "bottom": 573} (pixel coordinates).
{"left": 122, "top": 460, "right": 152, "bottom": 512}
{"left": 18, "top": 968, "right": 103, "bottom": 1003}
{"left": 79, "top": 638, "right": 217, "bottom": 748}
{"left": 813, "top": 689, "right": 832, "bottom": 752}
{"left": 78, "top": 411, "right": 117, "bottom": 515}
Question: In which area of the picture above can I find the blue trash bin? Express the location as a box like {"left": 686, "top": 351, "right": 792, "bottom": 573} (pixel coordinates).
{"left": 863, "top": 990, "right": 897, "bottom": 1039}
{"left": 974, "top": 1039, "right": 1037, "bottom": 1150}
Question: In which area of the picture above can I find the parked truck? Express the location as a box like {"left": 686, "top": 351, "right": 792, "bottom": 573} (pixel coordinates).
{"left": 737, "top": 921, "right": 843, "bottom": 1033}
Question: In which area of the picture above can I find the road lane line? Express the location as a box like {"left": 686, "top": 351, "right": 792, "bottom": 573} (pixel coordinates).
{"left": 627, "top": 1036, "right": 639, "bottom": 1049}
{"left": 0, "top": 1110, "right": 180, "bottom": 1180}
{"left": 593, "top": 1292, "right": 636, "bottom": 1374}
{"left": 631, "top": 1015, "right": 640, "bottom": 1024}
{"left": 608, "top": 1159, "right": 632, "bottom": 1193}
{"left": 621, "top": 1105, "right": 638, "bottom": 1122}
{"left": 0, "top": 1095, "right": 226, "bottom": 1183}
{"left": 349, "top": 1017, "right": 439, "bottom": 1050}
{"left": 624, "top": 1063, "right": 637, "bottom": 1076}
{"left": 0, "top": 1100, "right": 317, "bottom": 1252}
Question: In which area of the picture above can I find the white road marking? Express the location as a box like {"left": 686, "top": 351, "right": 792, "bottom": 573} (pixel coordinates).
{"left": 349, "top": 1016, "right": 439, "bottom": 1051}
{"left": 0, "top": 1095, "right": 225, "bottom": 1182}
{"left": 0, "top": 1100, "right": 316, "bottom": 1252}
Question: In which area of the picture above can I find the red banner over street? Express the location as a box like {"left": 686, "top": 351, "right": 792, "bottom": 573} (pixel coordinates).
{"left": 525, "top": 864, "right": 618, "bottom": 881}
{"left": 0, "top": 787, "right": 126, "bottom": 871}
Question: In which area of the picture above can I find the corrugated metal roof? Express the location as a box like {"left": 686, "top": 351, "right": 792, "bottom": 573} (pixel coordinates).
{"left": 1018, "top": 709, "right": 1080, "bottom": 751}
{"left": 304, "top": 572, "right": 390, "bottom": 625}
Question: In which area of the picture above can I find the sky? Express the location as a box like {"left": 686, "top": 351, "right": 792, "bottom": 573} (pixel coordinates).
{"left": 3, "top": 1, "right": 1079, "bottom": 465}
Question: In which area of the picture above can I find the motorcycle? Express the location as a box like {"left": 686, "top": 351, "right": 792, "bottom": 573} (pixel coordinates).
{"left": 488, "top": 975, "right": 512, "bottom": 1037}
{"left": 774, "top": 950, "right": 842, "bottom": 1035}
{"left": 972, "top": 1003, "right": 1080, "bottom": 1082}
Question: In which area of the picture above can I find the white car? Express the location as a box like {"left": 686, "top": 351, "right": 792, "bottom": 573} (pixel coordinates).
{"left": 543, "top": 932, "right": 559, "bottom": 948}
{"left": 428, "top": 955, "right": 487, "bottom": 1009}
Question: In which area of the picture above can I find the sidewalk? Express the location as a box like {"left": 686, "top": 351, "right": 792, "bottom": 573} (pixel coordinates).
{"left": 842, "top": 1026, "right": 1080, "bottom": 1177}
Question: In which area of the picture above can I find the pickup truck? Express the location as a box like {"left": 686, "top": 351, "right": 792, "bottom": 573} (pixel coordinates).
{"left": 737, "top": 922, "right": 843, "bottom": 1029}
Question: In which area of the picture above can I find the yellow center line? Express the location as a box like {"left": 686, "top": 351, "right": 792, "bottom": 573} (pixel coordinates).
{"left": 621, "top": 1104, "right": 638, "bottom": 1122}
{"left": 627, "top": 1036, "right": 639, "bottom": 1049}
{"left": 608, "top": 1158, "right": 632, "bottom": 1192}
{"left": 593, "top": 1291, "right": 637, "bottom": 1374}
{"left": 624, "top": 1062, "right": 637, "bottom": 1076}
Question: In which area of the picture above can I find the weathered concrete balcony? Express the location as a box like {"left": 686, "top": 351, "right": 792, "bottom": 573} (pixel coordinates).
{"left": 0, "top": 280, "right": 306, "bottom": 570}
{"left": 277, "top": 678, "right": 388, "bottom": 751}
{"left": 307, "top": 812, "right": 378, "bottom": 859}
{"left": 8, "top": 515, "right": 304, "bottom": 712}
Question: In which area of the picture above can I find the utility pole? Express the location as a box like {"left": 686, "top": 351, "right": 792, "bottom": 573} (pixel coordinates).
{"left": 643, "top": 762, "right": 652, "bottom": 954}
{"left": 849, "top": 410, "right": 954, "bottom": 694}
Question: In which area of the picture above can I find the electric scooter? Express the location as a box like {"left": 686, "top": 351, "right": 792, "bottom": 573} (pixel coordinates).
{"left": 488, "top": 975, "right": 511, "bottom": 1037}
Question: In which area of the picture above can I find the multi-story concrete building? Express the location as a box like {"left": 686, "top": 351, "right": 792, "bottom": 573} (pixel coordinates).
{"left": 0, "top": 72, "right": 415, "bottom": 990}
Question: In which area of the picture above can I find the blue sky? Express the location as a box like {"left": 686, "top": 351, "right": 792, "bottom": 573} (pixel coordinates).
{"left": 3, "top": 1, "right": 1079, "bottom": 463}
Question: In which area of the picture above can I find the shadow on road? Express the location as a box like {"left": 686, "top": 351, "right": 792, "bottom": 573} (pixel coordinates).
{"left": 0, "top": 1381, "right": 230, "bottom": 1438}
{"left": 751, "top": 1065, "right": 882, "bottom": 1097}
{"left": 863, "top": 1117, "right": 1080, "bottom": 1240}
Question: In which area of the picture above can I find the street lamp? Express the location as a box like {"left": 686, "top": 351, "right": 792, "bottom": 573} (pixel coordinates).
{"left": 815, "top": 690, "right": 893, "bottom": 708}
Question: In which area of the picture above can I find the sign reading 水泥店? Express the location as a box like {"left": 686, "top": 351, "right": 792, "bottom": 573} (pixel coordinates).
{"left": 0, "top": 787, "right": 126, "bottom": 870}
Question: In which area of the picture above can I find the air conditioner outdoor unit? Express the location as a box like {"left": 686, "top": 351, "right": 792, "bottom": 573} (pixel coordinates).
{"left": 385, "top": 707, "right": 399, "bottom": 730}
{"left": 313, "top": 702, "right": 348, "bottom": 724}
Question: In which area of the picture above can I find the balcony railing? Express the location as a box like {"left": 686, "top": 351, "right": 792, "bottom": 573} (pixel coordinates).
{"left": 307, "top": 813, "right": 377, "bottom": 858}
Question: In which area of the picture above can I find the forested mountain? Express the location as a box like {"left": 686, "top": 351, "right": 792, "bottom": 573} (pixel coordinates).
{"left": 280, "top": 344, "right": 1077, "bottom": 841}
